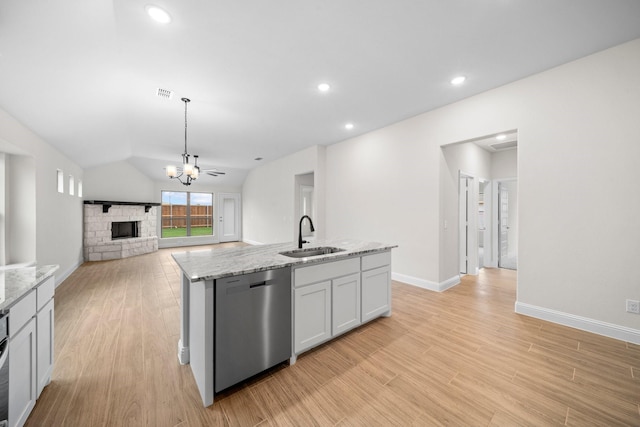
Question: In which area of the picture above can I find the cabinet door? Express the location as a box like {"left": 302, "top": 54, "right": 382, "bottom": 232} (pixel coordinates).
{"left": 361, "top": 266, "right": 391, "bottom": 322}
{"left": 9, "top": 318, "right": 37, "bottom": 427}
{"left": 332, "top": 273, "right": 361, "bottom": 336}
{"left": 294, "top": 281, "right": 331, "bottom": 354}
{"left": 37, "top": 298, "right": 55, "bottom": 398}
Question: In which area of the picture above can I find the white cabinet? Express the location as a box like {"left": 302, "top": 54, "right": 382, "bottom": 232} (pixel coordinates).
{"left": 292, "top": 251, "right": 391, "bottom": 358}
{"left": 35, "top": 276, "right": 55, "bottom": 398}
{"left": 361, "top": 252, "right": 391, "bottom": 322}
{"left": 361, "top": 266, "right": 391, "bottom": 322}
{"left": 36, "top": 298, "right": 54, "bottom": 397}
{"left": 332, "top": 273, "right": 361, "bottom": 336}
{"left": 8, "top": 275, "right": 55, "bottom": 427}
{"left": 294, "top": 281, "right": 331, "bottom": 354}
{"left": 9, "top": 293, "right": 37, "bottom": 427}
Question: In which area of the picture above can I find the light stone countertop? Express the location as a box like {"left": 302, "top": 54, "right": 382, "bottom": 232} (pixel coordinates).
{"left": 171, "top": 239, "right": 397, "bottom": 281}
{"left": 0, "top": 264, "right": 59, "bottom": 312}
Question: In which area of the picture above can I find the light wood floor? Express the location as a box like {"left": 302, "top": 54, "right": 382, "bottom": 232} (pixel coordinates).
{"left": 26, "top": 244, "right": 640, "bottom": 426}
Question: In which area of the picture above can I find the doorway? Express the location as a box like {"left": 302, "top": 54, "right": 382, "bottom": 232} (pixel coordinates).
{"left": 294, "top": 172, "right": 315, "bottom": 242}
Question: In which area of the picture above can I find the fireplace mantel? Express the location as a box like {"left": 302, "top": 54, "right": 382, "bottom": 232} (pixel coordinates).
{"left": 84, "top": 200, "right": 161, "bottom": 213}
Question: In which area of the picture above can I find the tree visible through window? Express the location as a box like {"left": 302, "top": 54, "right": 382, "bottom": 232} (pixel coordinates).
{"left": 161, "top": 191, "right": 214, "bottom": 238}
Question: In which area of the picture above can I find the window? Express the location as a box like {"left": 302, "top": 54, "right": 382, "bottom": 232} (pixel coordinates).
{"left": 161, "top": 191, "right": 214, "bottom": 238}
{"left": 57, "top": 169, "right": 64, "bottom": 193}
{"left": 69, "top": 175, "right": 75, "bottom": 196}
{"left": 78, "top": 180, "right": 83, "bottom": 198}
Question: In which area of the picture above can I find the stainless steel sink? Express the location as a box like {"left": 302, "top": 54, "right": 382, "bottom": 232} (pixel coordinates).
{"left": 279, "top": 246, "right": 345, "bottom": 258}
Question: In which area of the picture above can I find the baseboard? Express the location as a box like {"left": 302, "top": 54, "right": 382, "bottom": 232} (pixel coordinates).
{"left": 158, "top": 236, "right": 218, "bottom": 249}
{"left": 242, "top": 239, "right": 263, "bottom": 246}
{"left": 515, "top": 302, "right": 640, "bottom": 345}
{"left": 392, "top": 272, "right": 461, "bottom": 292}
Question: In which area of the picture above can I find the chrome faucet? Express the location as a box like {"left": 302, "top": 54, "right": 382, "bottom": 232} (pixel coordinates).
{"left": 298, "top": 215, "right": 315, "bottom": 248}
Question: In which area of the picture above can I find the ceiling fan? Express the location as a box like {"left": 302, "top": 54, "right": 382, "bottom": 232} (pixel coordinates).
{"left": 193, "top": 155, "right": 226, "bottom": 177}
{"left": 165, "top": 97, "right": 226, "bottom": 185}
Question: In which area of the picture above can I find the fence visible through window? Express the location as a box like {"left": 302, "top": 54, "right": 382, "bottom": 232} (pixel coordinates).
{"left": 161, "top": 191, "right": 214, "bottom": 238}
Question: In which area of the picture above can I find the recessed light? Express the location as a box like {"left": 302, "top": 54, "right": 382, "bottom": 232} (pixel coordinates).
{"left": 496, "top": 134, "right": 507, "bottom": 141}
{"left": 146, "top": 5, "right": 171, "bottom": 24}
{"left": 254, "top": 157, "right": 263, "bottom": 161}
{"left": 450, "top": 75, "right": 466, "bottom": 86}
{"left": 317, "top": 83, "right": 331, "bottom": 93}
{"left": 345, "top": 123, "right": 354, "bottom": 130}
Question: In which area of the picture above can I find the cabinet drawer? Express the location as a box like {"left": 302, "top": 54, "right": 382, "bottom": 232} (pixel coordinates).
{"left": 9, "top": 290, "right": 36, "bottom": 336}
{"left": 294, "top": 257, "right": 360, "bottom": 287}
{"left": 36, "top": 276, "right": 55, "bottom": 311}
{"left": 361, "top": 251, "right": 391, "bottom": 271}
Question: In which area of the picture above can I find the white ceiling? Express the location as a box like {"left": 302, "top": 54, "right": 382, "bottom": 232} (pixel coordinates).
{"left": 1, "top": 1, "right": 640, "bottom": 187}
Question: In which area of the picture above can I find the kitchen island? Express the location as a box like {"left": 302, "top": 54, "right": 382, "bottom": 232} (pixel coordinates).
{"left": 171, "top": 239, "right": 396, "bottom": 407}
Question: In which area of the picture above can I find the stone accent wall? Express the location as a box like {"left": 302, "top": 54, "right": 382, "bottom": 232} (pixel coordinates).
{"left": 84, "top": 204, "right": 158, "bottom": 261}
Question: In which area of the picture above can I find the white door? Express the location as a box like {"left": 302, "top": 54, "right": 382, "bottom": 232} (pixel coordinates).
{"left": 478, "top": 180, "right": 489, "bottom": 269}
{"left": 498, "top": 181, "right": 518, "bottom": 269}
{"left": 218, "top": 193, "right": 241, "bottom": 242}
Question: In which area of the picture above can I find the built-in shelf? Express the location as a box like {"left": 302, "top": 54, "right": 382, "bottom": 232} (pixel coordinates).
{"left": 83, "top": 200, "right": 161, "bottom": 213}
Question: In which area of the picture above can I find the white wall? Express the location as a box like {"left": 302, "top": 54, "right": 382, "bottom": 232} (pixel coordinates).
{"left": 84, "top": 160, "right": 243, "bottom": 203}
{"left": 513, "top": 40, "right": 640, "bottom": 332}
{"left": 6, "top": 154, "right": 36, "bottom": 264}
{"left": 325, "top": 119, "right": 442, "bottom": 287}
{"left": 491, "top": 149, "right": 517, "bottom": 179}
{"left": 83, "top": 160, "right": 157, "bottom": 202}
{"left": 0, "top": 109, "right": 84, "bottom": 283}
{"left": 242, "top": 145, "right": 324, "bottom": 245}
{"left": 321, "top": 38, "right": 640, "bottom": 338}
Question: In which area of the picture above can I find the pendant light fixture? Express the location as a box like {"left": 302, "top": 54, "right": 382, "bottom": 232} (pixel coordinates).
{"left": 166, "top": 97, "right": 200, "bottom": 185}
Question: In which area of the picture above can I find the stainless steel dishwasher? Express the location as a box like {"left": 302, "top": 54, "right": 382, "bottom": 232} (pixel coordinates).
{"left": 215, "top": 267, "right": 291, "bottom": 392}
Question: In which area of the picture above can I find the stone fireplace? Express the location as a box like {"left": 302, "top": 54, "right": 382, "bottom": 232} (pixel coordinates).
{"left": 83, "top": 201, "right": 160, "bottom": 261}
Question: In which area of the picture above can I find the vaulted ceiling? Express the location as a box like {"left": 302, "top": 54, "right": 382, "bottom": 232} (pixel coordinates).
{"left": 1, "top": 1, "right": 640, "bottom": 187}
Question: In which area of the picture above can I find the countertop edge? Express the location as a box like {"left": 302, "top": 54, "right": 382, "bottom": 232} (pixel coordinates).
{"left": 172, "top": 241, "right": 397, "bottom": 282}
{"left": 0, "top": 264, "right": 60, "bottom": 312}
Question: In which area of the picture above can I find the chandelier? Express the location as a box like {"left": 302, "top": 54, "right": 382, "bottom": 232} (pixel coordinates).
{"left": 166, "top": 97, "right": 200, "bottom": 186}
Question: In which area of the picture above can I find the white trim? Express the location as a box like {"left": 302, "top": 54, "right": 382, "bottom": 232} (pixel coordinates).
{"left": 392, "top": 272, "right": 460, "bottom": 292}
{"left": 242, "top": 239, "right": 263, "bottom": 246}
{"left": 159, "top": 235, "right": 218, "bottom": 249}
{"left": 515, "top": 302, "right": 640, "bottom": 345}
{"left": 242, "top": 239, "right": 264, "bottom": 246}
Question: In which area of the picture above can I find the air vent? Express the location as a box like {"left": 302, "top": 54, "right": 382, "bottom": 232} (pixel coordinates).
{"left": 490, "top": 140, "right": 518, "bottom": 151}
{"left": 156, "top": 88, "right": 173, "bottom": 99}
